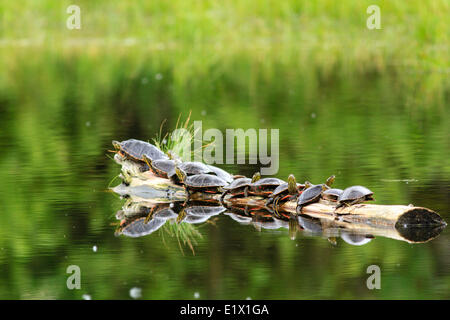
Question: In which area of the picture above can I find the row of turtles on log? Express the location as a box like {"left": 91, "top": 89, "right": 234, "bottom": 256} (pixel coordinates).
{"left": 112, "top": 139, "right": 375, "bottom": 216}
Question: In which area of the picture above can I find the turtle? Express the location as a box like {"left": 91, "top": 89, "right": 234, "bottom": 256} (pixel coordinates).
{"left": 219, "top": 172, "right": 260, "bottom": 202}
{"left": 112, "top": 139, "right": 168, "bottom": 162}
{"left": 177, "top": 162, "right": 212, "bottom": 175}
{"left": 142, "top": 155, "right": 177, "bottom": 179}
{"left": 266, "top": 175, "right": 305, "bottom": 217}
{"left": 176, "top": 171, "right": 228, "bottom": 195}
{"left": 248, "top": 173, "right": 284, "bottom": 197}
{"left": 296, "top": 182, "right": 328, "bottom": 215}
{"left": 206, "top": 165, "right": 234, "bottom": 184}
{"left": 335, "top": 185, "right": 374, "bottom": 209}
{"left": 322, "top": 188, "right": 344, "bottom": 202}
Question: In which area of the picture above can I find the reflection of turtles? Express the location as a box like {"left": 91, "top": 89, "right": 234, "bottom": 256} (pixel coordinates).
{"left": 176, "top": 204, "right": 226, "bottom": 224}
{"left": 340, "top": 231, "right": 374, "bottom": 246}
{"left": 112, "top": 139, "right": 168, "bottom": 162}
{"left": 117, "top": 216, "right": 167, "bottom": 238}
{"left": 335, "top": 185, "right": 374, "bottom": 209}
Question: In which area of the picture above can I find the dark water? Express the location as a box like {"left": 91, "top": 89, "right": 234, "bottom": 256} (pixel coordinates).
{"left": 0, "top": 58, "right": 448, "bottom": 299}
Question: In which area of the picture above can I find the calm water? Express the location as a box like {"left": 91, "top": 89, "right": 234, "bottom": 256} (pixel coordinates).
{"left": 0, "top": 61, "right": 448, "bottom": 299}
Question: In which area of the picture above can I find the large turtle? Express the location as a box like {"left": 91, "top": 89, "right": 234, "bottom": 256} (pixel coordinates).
{"left": 143, "top": 155, "right": 177, "bottom": 179}
{"left": 335, "top": 185, "right": 374, "bottom": 209}
{"left": 112, "top": 139, "right": 168, "bottom": 162}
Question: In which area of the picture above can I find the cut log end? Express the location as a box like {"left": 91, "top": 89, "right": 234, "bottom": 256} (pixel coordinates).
{"left": 396, "top": 208, "right": 447, "bottom": 228}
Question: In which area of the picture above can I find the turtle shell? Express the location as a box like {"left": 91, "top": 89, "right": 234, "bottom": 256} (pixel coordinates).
{"left": 297, "top": 184, "right": 324, "bottom": 206}
{"left": 120, "top": 217, "right": 166, "bottom": 238}
{"left": 185, "top": 205, "right": 226, "bottom": 216}
{"left": 271, "top": 183, "right": 304, "bottom": 197}
{"left": 114, "top": 139, "right": 168, "bottom": 161}
{"left": 251, "top": 177, "right": 285, "bottom": 187}
{"left": 177, "top": 162, "right": 212, "bottom": 175}
{"left": 185, "top": 174, "right": 228, "bottom": 188}
{"left": 223, "top": 177, "right": 252, "bottom": 191}
{"left": 153, "top": 207, "right": 178, "bottom": 219}
{"left": 207, "top": 165, "right": 234, "bottom": 183}
{"left": 322, "top": 188, "right": 344, "bottom": 201}
{"left": 151, "top": 159, "right": 176, "bottom": 176}
{"left": 338, "top": 186, "right": 373, "bottom": 202}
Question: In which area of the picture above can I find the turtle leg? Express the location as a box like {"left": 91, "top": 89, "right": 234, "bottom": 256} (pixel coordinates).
{"left": 176, "top": 209, "right": 187, "bottom": 224}
{"left": 219, "top": 190, "right": 229, "bottom": 206}
{"left": 144, "top": 206, "right": 156, "bottom": 224}
{"left": 273, "top": 197, "right": 282, "bottom": 218}
{"left": 295, "top": 205, "right": 303, "bottom": 216}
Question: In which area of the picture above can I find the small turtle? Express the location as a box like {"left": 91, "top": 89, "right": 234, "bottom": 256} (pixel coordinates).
{"left": 322, "top": 188, "right": 344, "bottom": 202}
{"left": 248, "top": 173, "right": 284, "bottom": 197}
{"left": 177, "top": 171, "right": 228, "bottom": 195}
{"left": 219, "top": 172, "right": 260, "bottom": 202}
{"left": 335, "top": 185, "right": 374, "bottom": 209}
{"left": 296, "top": 182, "right": 328, "bottom": 215}
{"left": 112, "top": 139, "right": 168, "bottom": 162}
{"left": 267, "top": 175, "right": 305, "bottom": 217}
{"left": 206, "top": 165, "right": 234, "bottom": 184}
{"left": 142, "top": 155, "right": 177, "bottom": 178}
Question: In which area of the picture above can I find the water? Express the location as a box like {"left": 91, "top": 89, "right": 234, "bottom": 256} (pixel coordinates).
{"left": 0, "top": 59, "right": 448, "bottom": 300}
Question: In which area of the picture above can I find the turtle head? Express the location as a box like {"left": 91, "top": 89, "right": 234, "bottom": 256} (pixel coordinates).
{"left": 321, "top": 184, "right": 329, "bottom": 191}
{"left": 287, "top": 174, "right": 297, "bottom": 194}
{"left": 175, "top": 167, "right": 187, "bottom": 183}
{"left": 112, "top": 140, "right": 121, "bottom": 151}
{"left": 251, "top": 172, "right": 261, "bottom": 183}
{"left": 304, "top": 181, "right": 312, "bottom": 189}
{"left": 325, "top": 175, "right": 335, "bottom": 187}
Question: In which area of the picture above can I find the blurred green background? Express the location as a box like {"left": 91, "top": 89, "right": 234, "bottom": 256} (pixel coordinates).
{"left": 0, "top": 0, "right": 448, "bottom": 299}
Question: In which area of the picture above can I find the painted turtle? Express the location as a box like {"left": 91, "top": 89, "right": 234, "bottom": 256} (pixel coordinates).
{"left": 177, "top": 161, "right": 212, "bottom": 175}
{"left": 143, "top": 156, "right": 179, "bottom": 180}
{"left": 322, "top": 188, "right": 344, "bottom": 202}
{"left": 219, "top": 172, "right": 261, "bottom": 202}
{"left": 112, "top": 139, "right": 168, "bottom": 162}
{"left": 248, "top": 173, "right": 284, "bottom": 197}
{"left": 296, "top": 182, "right": 328, "bottom": 214}
{"left": 267, "top": 175, "right": 305, "bottom": 217}
{"left": 335, "top": 185, "right": 374, "bottom": 209}
{"left": 177, "top": 172, "right": 228, "bottom": 194}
